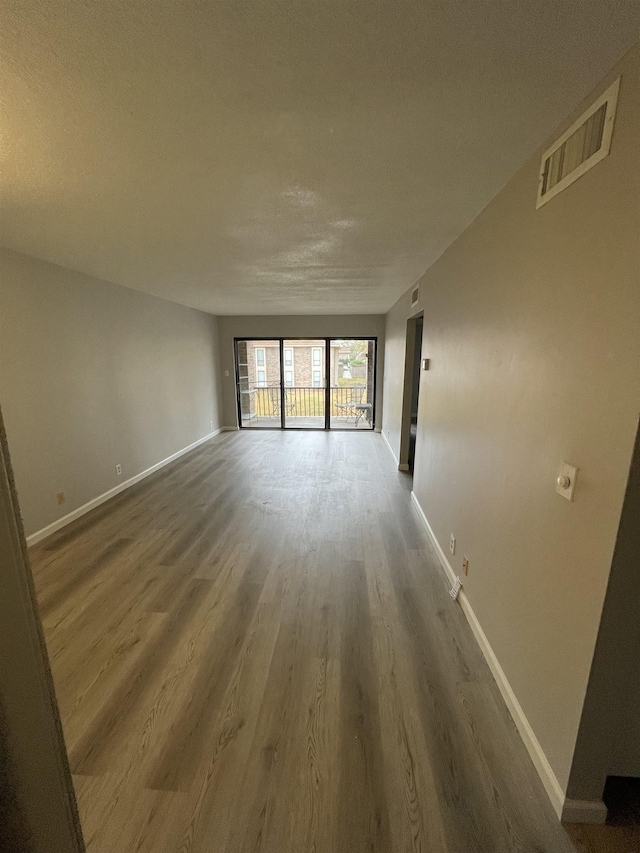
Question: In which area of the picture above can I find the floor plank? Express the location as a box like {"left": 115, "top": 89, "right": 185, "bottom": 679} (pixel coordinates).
{"left": 28, "top": 430, "right": 627, "bottom": 852}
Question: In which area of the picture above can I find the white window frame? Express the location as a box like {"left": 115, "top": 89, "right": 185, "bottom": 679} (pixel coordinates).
{"left": 312, "top": 369, "right": 322, "bottom": 387}
{"left": 255, "top": 347, "right": 267, "bottom": 387}
{"left": 284, "top": 348, "right": 295, "bottom": 386}
{"left": 284, "top": 369, "right": 293, "bottom": 387}
{"left": 312, "top": 347, "right": 322, "bottom": 368}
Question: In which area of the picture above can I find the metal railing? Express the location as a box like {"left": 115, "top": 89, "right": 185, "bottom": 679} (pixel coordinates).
{"left": 246, "top": 385, "right": 369, "bottom": 419}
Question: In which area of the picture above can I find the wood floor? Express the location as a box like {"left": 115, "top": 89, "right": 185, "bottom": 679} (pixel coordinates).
{"left": 29, "top": 431, "right": 633, "bottom": 853}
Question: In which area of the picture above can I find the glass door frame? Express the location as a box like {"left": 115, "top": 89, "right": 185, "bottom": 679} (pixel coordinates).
{"left": 234, "top": 337, "right": 377, "bottom": 431}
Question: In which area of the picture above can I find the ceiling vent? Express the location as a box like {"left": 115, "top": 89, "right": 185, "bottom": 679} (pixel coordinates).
{"left": 536, "top": 77, "right": 620, "bottom": 208}
{"left": 411, "top": 285, "right": 420, "bottom": 307}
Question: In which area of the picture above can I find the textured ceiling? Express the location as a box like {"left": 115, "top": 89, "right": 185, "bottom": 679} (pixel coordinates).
{"left": 1, "top": 2, "right": 638, "bottom": 315}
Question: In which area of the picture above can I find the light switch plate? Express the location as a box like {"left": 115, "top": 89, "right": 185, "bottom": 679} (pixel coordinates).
{"left": 556, "top": 462, "right": 578, "bottom": 501}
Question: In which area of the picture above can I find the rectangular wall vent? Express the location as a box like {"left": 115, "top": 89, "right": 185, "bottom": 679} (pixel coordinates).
{"left": 411, "top": 285, "right": 420, "bottom": 307}
{"left": 536, "top": 77, "right": 620, "bottom": 208}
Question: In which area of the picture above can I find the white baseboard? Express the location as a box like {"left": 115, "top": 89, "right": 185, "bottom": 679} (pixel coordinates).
{"left": 410, "top": 491, "right": 458, "bottom": 586}
{"left": 381, "top": 429, "right": 409, "bottom": 471}
{"left": 382, "top": 429, "right": 403, "bottom": 469}
{"left": 561, "top": 799, "right": 608, "bottom": 824}
{"left": 409, "top": 489, "right": 574, "bottom": 822}
{"left": 26, "top": 428, "right": 224, "bottom": 547}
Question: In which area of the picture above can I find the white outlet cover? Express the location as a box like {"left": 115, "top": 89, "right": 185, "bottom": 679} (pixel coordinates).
{"left": 556, "top": 462, "right": 578, "bottom": 501}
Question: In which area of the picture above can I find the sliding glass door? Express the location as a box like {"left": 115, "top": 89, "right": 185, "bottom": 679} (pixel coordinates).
{"left": 235, "top": 339, "right": 282, "bottom": 428}
{"left": 329, "top": 339, "right": 375, "bottom": 429}
{"left": 283, "top": 340, "right": 326, "bottom": 428}
{"left": 235, "top": 338, "right": 376, "bottom": 430}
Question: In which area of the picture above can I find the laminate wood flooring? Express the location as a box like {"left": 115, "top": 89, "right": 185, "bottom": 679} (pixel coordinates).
{"left": 29, "top": 430, "right": 624, "bottom": 852}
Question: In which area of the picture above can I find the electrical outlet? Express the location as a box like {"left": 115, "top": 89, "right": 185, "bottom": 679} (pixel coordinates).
{"left": 56, "top": 492, "right": 65, "bottom": 505}
{"left": 462, "top": 556, "right": 469, "bottom": 576}
{"left": 115, "top": 464, "right": 122, "bottom": 476}
{"left": 449, "top": 534, "right": 456, "bottom": 556}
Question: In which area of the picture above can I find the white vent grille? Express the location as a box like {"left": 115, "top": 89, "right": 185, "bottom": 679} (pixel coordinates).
{"left": 536, "top": 77, "right": 620, "bottom": 208}
{"left": 411, "top": 285, "right": 420, "bottom": 307}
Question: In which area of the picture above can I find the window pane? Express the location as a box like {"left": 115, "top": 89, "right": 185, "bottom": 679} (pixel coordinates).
{"left": 236, "top": 340, "right": 281, "bottom": 429}
{"left": 285, "top": 370, "right": 293, "bottom": 386}
{"left": 312, "top": 349, "right": 321, "bottom": 366}
{"left": 329, "top": 339, "right": 375, "bottom": 430}
{"left": 313, "top": 370, "right": 321, "bottom": 386}
{"left": 284, "top": 349, "right": 293, "bottom": 366}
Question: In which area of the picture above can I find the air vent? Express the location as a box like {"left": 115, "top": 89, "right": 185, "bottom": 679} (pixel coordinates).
{"left": 536, "top": 77, "right": 620, "bottom": 208}
{"left": 411, "top": 285, "right": 420, "bottom": 307}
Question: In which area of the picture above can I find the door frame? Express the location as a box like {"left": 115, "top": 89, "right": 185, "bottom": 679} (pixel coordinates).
{"left": 234, "top": 337, "right": 377, "bottom": 431}
{"left": 398, "top": 313, "right": 424, "bottom": 470}
{"left": 0, "top": 408, "right": 85, "bottom": 852}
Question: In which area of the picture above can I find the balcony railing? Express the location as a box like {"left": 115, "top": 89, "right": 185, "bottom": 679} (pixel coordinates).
{"left": 240, "top": 385, "right": 372, "bottom": 425}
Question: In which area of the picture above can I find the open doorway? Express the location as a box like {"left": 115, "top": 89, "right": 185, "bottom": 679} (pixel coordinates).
{"left": 407, "top": 316, "right": 423, "bottom": 473}
{"left": 398, "top": 314, "right": 424, "bottom": 474}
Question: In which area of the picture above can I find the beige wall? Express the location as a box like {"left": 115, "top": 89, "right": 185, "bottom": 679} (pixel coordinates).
{"left": 217, "top": 315, "right": 385, "bottom": 428}
{"left": 382, "top": 43, "right": 640, "bottom": 797}
{"left": 0, "top": 248, "right": 222, "bottom": 538}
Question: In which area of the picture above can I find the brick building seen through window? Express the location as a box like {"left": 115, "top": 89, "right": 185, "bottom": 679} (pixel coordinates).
{"left": 247, "top": 341, "right": 367, "bottom": 388}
